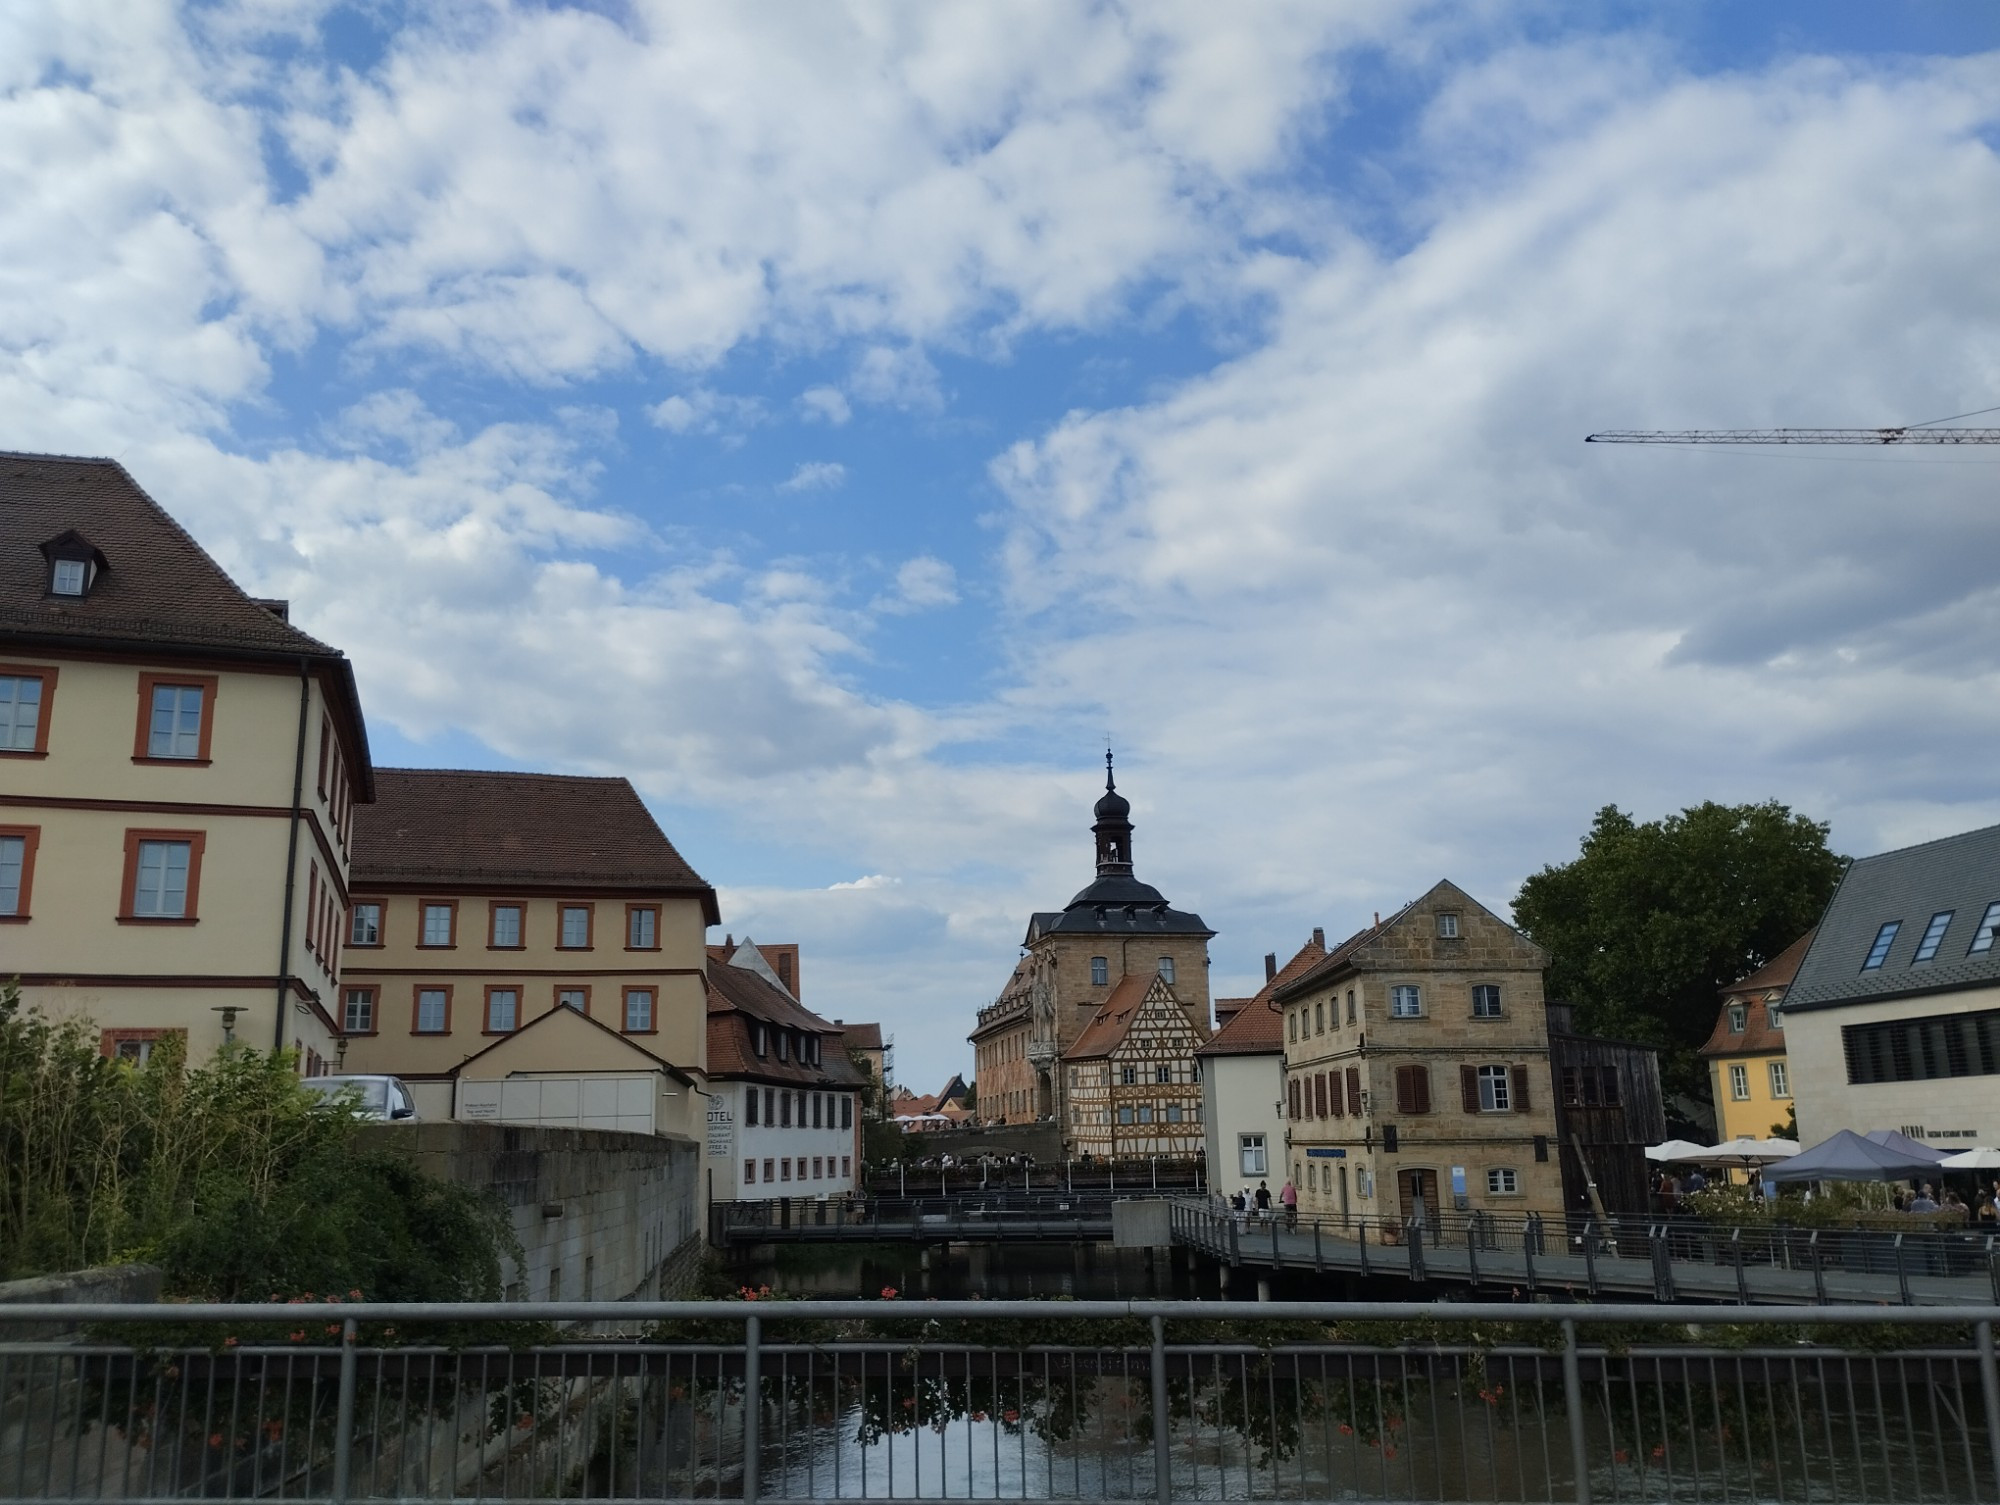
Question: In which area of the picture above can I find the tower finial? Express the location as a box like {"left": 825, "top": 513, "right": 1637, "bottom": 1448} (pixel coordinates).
{"left": 1105, "top": 745, "right": 1115, "bottom": 791}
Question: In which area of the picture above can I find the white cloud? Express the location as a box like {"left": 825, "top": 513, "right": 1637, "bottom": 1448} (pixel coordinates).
{"left": 875, "top": 555, "right": 959, "bottom": 615}
{"left": 848, "top": 345, "right": 943, "bottom": 412}
{"left": 645, "top": 387, "right": 766, "bottom": 439}
{"left": 798, "top": 386, "right": 852, "bottom": 425}
{"left": 778, "top": 460, "right": 846, "bottom": 493}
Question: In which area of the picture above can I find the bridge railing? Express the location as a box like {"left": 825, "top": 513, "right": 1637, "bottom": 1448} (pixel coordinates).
{"left": 1170, "top": 1201, "right": 2000, "bottom": 1303}
{"left": 2, "top": 1298, "right": 1997, "bottom": 1504}
{"left": 714, "top": 1192, "right": 1135, "bottom": 1240}
{"left": 864, "top": 1158, "right": 1203, "bottom": 1198}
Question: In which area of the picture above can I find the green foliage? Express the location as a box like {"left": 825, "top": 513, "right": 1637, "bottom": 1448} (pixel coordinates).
{"left": 1512, "top": 801, "right": 1845, "bottom": 1095}
{"left": 0, "top": 983, "right": 511, "bottom": 1300}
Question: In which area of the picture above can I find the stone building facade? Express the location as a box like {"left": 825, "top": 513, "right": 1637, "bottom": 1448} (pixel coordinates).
{"left": 1272, "top": 881, "right": 1563, "bottom": 1225}
{"left": 968, "top": 756, "right": 1215, "bottom": 1154}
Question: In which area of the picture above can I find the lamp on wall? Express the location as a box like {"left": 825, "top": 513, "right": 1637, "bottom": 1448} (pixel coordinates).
{"left": 210, "top": 1005, "right": 241, "bottom": 1045}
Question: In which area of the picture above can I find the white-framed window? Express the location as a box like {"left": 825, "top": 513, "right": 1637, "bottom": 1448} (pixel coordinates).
{"left": 1477, "top": 1064, "right": 1511, "bottom": 1112}
{"left": 421, "top": 904, "right": 454, "bottom": 947}
{"left": 486, "top": 989, "right": 518, "bottom": 1033}
{"left": 1239, "top": 1133, "right": 1267, "bottom": 1176}
{"left": 1471, "top": 984, "right": 1501, "bottom": 1018}
{"left": 560, "top": 905, "right": 591, "bottom": 948}
{"left": 341, "top": 987, "right": 375, "bottom": 1033}
{"left": 0, "top": 675, "right": 44, "bottom": 750}
{"left": 1728, "top": 1063, "right": 1750, "bottom": 1100}
{"left": 624, "top": 988, "right": 654, "bottom": 1032}
{"left": 51, "top": 558, "right": 86, "bottom": 596}
{"left": 1167, "top": 1104, "right": 1183, "bottom": 1123}
{"left": 1157, "top": 955, "right": 1175, "bottom": 984}
{"left": 1766, "top": 1002, "right": 1783, "bottom": 1030}
{"left": 1437, "top": 913, "right": 1459, "bottom": 938}
{"left": 1091, "top": 956, "right": 1109, "bottom": 985}
{"left": 1486, "top": 1167, "right": 1519, "bottom": 1195}
{"left": 628, "top": 907, "right": 657, "bottom": 948}
{"left": 1118, "top": 1106, "right": 1134, "bottom": 1125}
{"left": 133, "top": 840, "right": 191, "bottom": 917}
{"left": 0, "top": 834, "right": 26, "bottom": 915}
{"left": 415, "top": 989, "right": 448, "bottom": 1034}
{"left": 1727, "top": 1003, "right": 1747, "bottom": 1033}
{"left": 1390, "top": 985, "right": 1422, "bottom": 1018}
{"left": 557, "top": 988, "right": 587, "bottom": 1012}
{"left": 349, "top": 903, "right": 381, "bottom": 946}
{"left": 1137, "top": 1105, "right": 1153, "bottom": 1123}
{"left": 1155, "top": 1064, "right": 1172, "bottom": 1084}
{"left": 491, "top": 905, "right": 522, "bottom": 948}
{"left": 147, "top": 684, "right": 205, "bottom": 759}
{"left": 1768, "top": 1060, "right": 1789, "bottom": 1098}
{"left": 1120, "top": 1064, "right": 1137, "bottom": 1085}
{"left": 1970, "top": 901, "right": 2000, "bottom": 955}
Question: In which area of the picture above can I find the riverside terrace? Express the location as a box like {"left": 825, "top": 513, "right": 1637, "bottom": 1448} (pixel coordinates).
{"left": 712, "top": 1194, "right": 2000, "bottom": 1307}
{"left": 2, "top": 1299, "right": 1999, "bottom": 1504}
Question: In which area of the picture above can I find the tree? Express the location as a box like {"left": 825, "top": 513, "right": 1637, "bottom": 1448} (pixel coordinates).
{"left": 960, "top": 1080, "right": 977, "bottom": 1111}
{"left": 1512, "top": 802, "right": 1844, "bottom": 1098}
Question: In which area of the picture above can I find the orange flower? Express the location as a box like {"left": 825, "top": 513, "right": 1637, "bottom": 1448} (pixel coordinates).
{"left": 1614, "top": 1449, "right": 1630, "bottom": 1465}
{"left": 517, "top": 1414, "right": 534, "bottom": 1430}
{"left": 288, "top": 1331, "right": 305, "bottom": 1343}
{"left": 881, "top": 1286, "right": 899, "bottom": 1299}
{"left": 223, "top": 1337, "right": 238, "bottom": 1348}
{"left": 1003, "top": 1409, "right": 1019, "bottom": 1424}
{"left": 263, "top": 1421, "right": 284, "bottom": 1442}
{"left": 1337, "top": 1423, "right": 1353, "bottom": 1436}
{"left": 1651, "top": 1444, "right": 1665, "bottom": 1460}
{"left": 208, "top": 1434, "right": 223, "bottom": 1450}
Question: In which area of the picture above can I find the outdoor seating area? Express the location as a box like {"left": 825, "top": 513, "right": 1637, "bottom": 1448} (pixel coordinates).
{"left": 1646, "top": 1130, "right": 2000, "bottom": 1225}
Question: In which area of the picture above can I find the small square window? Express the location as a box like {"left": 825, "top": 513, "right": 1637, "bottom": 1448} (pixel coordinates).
{"left": 0, "top": 673, "right": 49, "bottom": 754}
{"left": 1486, "top": 1168, "right": 1518, "bottom": 1195}
{"left": 349, "top": 902, "right": 381, "bottom": 946}
{"left": 342, "top": 987, "right": 376, "bottom": 1033}
{"left": 1390, "top": 985, "right": 1422, "bottom": 1018}
{"left": 146, "top": 684, "right": 205, "bottom": 759}
{"left": 51, "top": 558, "right": 86, "bottom": 596}
{"left": 1155, "top": 1063, "right": 1172, "bottom": 1084}
{"left": 491, "top": 905, "right": 523, "bottom": 948}
{"left": 421, "top": 903, "right": 455, "bottom": 947}
{"left": 1120, "top": 1064, "right": 1137, "bottom": 1085}
{"left": 1766, "top": 1002, "right": 1783, "bottom": 1030}
{"left": 560, "top": 906, "right": 591, "bottom": 948}
{"left": 1437, "top": 913, "right": 1459, "bottom": 938}
{"left": 1727, "top": 1003, "right": 1747, "bottom": 1034}
{"left": 1471, "top": 984, "right": 1501, "bottom": 1018}
{"left": 486, "top": 988, "right": 518, "bottom": 1033}
{"left": 131, "top": 838, "right": 193, "bottom": 918}
{"left": 415, "top": 988, "right": 449, "bottom": 1034}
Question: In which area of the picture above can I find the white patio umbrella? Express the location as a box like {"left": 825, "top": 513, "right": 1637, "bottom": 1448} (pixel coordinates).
{"left": 1703, "top": 1137, "right": 1802, "bottom": 1168}
{"left": 1937, "top": 1147, "right": 2000, "bottom": 1170}
{"left": 1645, "top": 1139, "right": 1711, "bottom": 1163}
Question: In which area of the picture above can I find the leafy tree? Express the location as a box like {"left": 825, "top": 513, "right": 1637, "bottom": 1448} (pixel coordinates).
{"left": 960, "top": 1079, "right": 977, "bottom": 1111}
{"left": 1512, "top": 802, "right": 1844, "bottom": 1098}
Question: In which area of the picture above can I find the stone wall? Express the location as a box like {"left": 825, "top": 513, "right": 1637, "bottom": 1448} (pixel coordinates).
{"left": 354, "top": 1121, "right": 702, "bottom": 1302}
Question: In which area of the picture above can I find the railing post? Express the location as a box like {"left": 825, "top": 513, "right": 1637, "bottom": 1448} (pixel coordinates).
{"left": 1582, "top": 1223, "right": 1598, "bottom": 1297}
{"left": 1561, "top": 1318, "right": 1592, "bottom": 1505}
{"left": 1228, "top": 1211, "right": 1240, "bottom": 1267}
{"left": 330, "top": 1315, "right": 358, "bottom": 1504}
{"left": 1150, "top": 1313, "right": 1172, "bottom": 1504}
{"left": 743, "top": 1311, "right": 762, "bottom": 1505}
{"left": 1467, "top": 1221, "right": 1480, "bottom": 1288}
{"left": 1358, "top": 1218, "right": 1371, "bottom": 1277}
{"left": 1523, "top": 1216, "right": 1537, "bottom": 1293}
{"left": 1731, "top": 1228, "right": 1748, "bottom": 1304}
{"left": 1988, "top": 1234, "right": 1999, "bottom": 1305}
{"left": 1271, "top": 1214, "right": 1280, "bottom": 1267}
{"left": 1313, "top": 1220, "right": 1323, "bottom": 1274}
{"left": 1895, "top": 1233, "right": 1912, "bottom": 1306}
{"left": 1975, "top": 1319, "right": 2000, "bottom": 1497}
{"left": 1407, "top": 1218, "right": 1425, "bottom": 1283}
{"left": 1810, "top": 1231, "right": 1826, "bottom": 1306}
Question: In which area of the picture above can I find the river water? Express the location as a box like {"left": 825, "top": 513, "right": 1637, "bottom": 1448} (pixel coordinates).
{"left": 728, "top": 1240, "right": 1207, "bottom": 1301}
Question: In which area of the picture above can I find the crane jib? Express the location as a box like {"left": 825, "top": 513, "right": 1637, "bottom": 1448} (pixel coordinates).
{"left": 1586, "top": 428, "right": 2000, "bottom": 445}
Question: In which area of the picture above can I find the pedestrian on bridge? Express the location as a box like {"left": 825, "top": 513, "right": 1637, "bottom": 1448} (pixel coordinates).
{"left": 1280, "top": 1178, "right": 1298, "bottom": 1230}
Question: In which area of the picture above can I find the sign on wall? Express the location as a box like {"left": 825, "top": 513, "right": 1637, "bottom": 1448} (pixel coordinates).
{"left": 706, "top": 1102, "right": 734, "bottom": 1159}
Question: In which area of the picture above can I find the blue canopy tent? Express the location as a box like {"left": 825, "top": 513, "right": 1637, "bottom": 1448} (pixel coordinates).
{"left": 1765, "top": 1129, "right": 1946, "bottom": 1184}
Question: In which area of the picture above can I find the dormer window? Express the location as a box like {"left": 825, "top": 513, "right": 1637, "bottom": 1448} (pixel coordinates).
{"left": 40, "top": 531, "right": 108, "bottom": 599}
{"left": 753, "top": 1024, "right": 767, "bottom": 1058}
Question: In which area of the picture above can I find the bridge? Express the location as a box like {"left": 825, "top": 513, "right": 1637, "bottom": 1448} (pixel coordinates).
{"left": 1171, "top": 1201, "right": 2000, "bottom": 1308}
{"left": 713, "top": 1192, "right": 1123, "bottom": 1244}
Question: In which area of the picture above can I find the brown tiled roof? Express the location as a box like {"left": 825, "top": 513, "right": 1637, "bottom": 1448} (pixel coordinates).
{"left": 352, "top": 768, "right": 718, "bottom": 919}
{"left": 1199, "top": 934, "right": 1328, "bottom": 1057}
{"left": 836, "top": 1021, "right": 884, "bottom": 1051}
{"left": 1063, "top": 974, "right": 1153, "bottom": 1060}
{"left": 1722, "top": 928, "right": 1816, "bottom": 999}
{"left": 704, "top": 957, "right": 863, "bottom": 1086}
{"left": 0, "top": 451, "right": 373, "bottom": 794}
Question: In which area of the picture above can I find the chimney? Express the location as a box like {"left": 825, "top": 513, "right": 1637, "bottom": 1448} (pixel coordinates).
{"left": 1373, "top": 911, "right": 1380, "bottom": 927}
{"left": 1312, "top": 927, "right": 1325, "bottom": 950}
{"left": 1263, "top": 953, "right": 1277, "bottom": 982}
{"left": 834, "top": 1018, "right": 843, "bottom": 1025}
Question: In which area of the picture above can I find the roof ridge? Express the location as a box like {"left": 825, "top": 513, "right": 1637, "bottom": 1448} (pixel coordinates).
{"left": 1843, "top": 820, "right": 2000, "bottom": 866}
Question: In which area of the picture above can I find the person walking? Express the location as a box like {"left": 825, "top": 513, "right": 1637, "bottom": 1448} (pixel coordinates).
{"left": 1279, "top": 1177, "right": 1298, "bottom": 1230}
{"left": 1254, "top": 1181, "right": 1272, "bottom": 1220}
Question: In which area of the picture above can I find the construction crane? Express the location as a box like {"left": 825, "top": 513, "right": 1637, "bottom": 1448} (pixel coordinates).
{"left": 1587, "top": 426, "right": 2000, "bottom": 445}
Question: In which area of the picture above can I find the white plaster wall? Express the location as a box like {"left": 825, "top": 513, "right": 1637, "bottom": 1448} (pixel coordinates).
{"left": 1201, "top": 1051, "right": 1286, "bottom": 1201}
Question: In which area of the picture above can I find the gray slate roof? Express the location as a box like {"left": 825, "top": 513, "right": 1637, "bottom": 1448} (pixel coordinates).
{"left": 1785, "top": 823, "right": 2000, "bottom": 1013}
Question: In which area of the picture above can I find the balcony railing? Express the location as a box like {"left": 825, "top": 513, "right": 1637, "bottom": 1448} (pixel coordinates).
{"left": 3, "top": 1298, "right": 1997, "bottom": 1503}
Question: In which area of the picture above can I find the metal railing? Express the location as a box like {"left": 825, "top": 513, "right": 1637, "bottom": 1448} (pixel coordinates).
{"left": 1174, "top": 1202, "right": 2000, "bottom": 1305}
{"left": 866, "top": 1160, "right": 1204, "bottom": 1198}
{"left": 3, "top": 1298, "right": 1998, "bottom": 1503}
{"left": 714, "top": 1193, "right": 1136, "bottom": 1243}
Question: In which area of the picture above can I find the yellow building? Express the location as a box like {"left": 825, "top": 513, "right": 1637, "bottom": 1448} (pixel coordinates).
{"left": 337, "top": 768, "right": 718, "bottom": 1119}
{"left": 1700, "top": 928, "right": 1811, "bottom": 1145}
{"left": 1, "top": 453, "right": 371, "bottom": 1068}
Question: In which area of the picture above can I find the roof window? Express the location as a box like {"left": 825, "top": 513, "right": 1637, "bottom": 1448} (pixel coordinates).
{"left": 1912, "top": 910, "right": 1953, "bottom": 963}
{"left": 1968, "top": 901, "right": 2000, "bottom": 956}
{"left": 40, "top": 530, "right": 107, "bottom": 599}
{"left": 1861, "top": 920, "right": 1900, "bottom": 971}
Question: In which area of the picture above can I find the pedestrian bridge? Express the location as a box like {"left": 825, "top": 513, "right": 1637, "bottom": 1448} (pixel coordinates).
{"left": 713, "top": 1192, "right": 1125, "bottom": 1245}
{"left": 1172, "top": 1201, "right": 2000, "bottom": 1308}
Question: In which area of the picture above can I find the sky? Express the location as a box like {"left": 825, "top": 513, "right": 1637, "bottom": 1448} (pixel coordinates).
{"left": 6, "top": 1, "right": 2000, "bottom": 1093}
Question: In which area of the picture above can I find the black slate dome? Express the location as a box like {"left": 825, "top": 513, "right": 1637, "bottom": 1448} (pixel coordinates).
{"left": 1093, "top": 784, "right": 1130, "bottom": 821}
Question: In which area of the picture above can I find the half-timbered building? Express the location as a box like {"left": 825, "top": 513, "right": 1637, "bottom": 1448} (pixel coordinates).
{"left": 1062, "top": 973, "right": 1208, "bottom": 1160}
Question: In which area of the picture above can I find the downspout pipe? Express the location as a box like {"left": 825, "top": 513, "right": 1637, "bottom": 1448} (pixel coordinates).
{"left": 274, "top": 659, "right": 311, "bottom": 1054}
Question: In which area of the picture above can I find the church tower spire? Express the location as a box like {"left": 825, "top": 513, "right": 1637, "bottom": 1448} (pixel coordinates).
{"left": 1092, "top": 749, "right": 1134, "bottom": 876}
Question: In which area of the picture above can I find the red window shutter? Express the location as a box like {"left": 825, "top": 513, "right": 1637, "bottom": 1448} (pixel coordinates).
{"left": 1461, "top": 1065, "right": 1480, "bottom": 1114}
{"left": 1328, "top": 1070, "right": 1343, "bottom": 1117}
{"left": 1346, "top": 1067, "right": 1362, "bottom": 1116}
{"left": 1315, "top": 1073, "right": 1328, "bottom": 1117}
{"left": 1394, "top": 1066, "right": 1412, "bottom": 1115}
{"left": 1410, "top": 1066, "right": 1431, "bottom": 1115}
{"left": 1288, "top": 1079, "right": 1301, "bottom": 1119}
{"left": 1511, "top": 1064, "right": 1532, "bottom": 1113}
